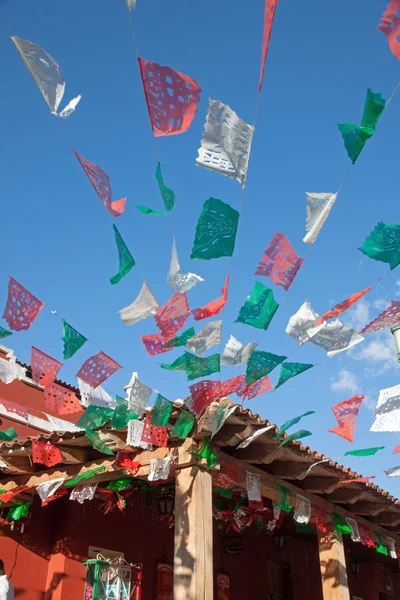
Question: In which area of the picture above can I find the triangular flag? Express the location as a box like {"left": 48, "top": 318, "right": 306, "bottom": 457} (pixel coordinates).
{"left": 303, "top": 192, "right": 337, "bottom": 244}
{"left": 360, "top": 300, "right": 400, "bottom": 335}
{"left": 279, "top": 430, "right": 312, "bottom": 447}
{"left": 0, "top": 326, "right": 12, "bottom": 340}
{"left": 276, "top": 412, "right": 315, "bottom": 437}
{"left": 168, "top": 238, "right": 203, "bottom": 292}
{"left": 258, "top": 0, "right": 279, "bottom": 91}
{"left": 246, "top": 350, "right": 286, "bottom": 386}
{"left": 110, "top": 224, "right": 135, "bottom": 285}
{"left": 359, "top": 221, "right": 400, "bottom": 271}
{"left": 62, "top": 320, "right": 87, "bottom": 359}
{"left": 119, "top": 281, "right": 159, "bottom": 326}
{"left": 344, "top": 447, "right": 385, "bottom": 457}
{"left": 329, "top": 395, "right": 364, "bottom": 442}
{"left": 275, "top": 362, "right": 313, "bottom": 389}
{"left": 135, "top": 163, "right": 176, "bottom": 215}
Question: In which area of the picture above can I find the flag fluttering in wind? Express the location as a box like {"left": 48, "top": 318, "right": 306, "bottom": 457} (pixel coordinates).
{"left": 246, "top": 350, "right": 286, "bottom": 386}
{"left": 155, "top": 292, "right": 190, "bottom": 337}
{"left": 31, "top": 347, "right": 62, "bottom": 388}
{"left": 303, "top": 192, "right": 337, "bottom": 244}
{"left": 77, "top": 351, "right": 122, "bottom": 389}
{"left": 316, "top": 286, "right": 372, "bottom": 326}
{"left": 110, "top": 225, "right": 135, "bottom": 285}
{"left": 2, "top": 277, "right": 44, "bottom": 332}
{"left": 329, "top": 395, "right": 364, "bottom": 442}
{"left": 191, "top": 198, "right": 239, "bottom": 260}
{"left": 370, "top": 384, "right": 400, "bottom": 433}
{"left": 135, "top": 163, "right": 176, "bottom": 215}
{"left": 168, "top": 238, "right": 203, "bottom": 292}
{"left": 119, "top": 282, "right": 159, "bottom": 326}
{"left": 192, "top": 276, "right": 229, "bottom": 320}
{"left": 185, "top": 320, "right": 222, "bottom": 355}
{"left": 377, "top": 0, "right": 400, "bottom": 60}
{"left": 62, "top": 320, "right": 87, "bottom": 359}
{"left": 360, "top": 300, "right": 400, "bottom": 335}
{"left": 236, "top": 282, "right": 279, "bottom": 330}
{"left": 275, "top": 362, "right": 313, "bottom": 389}
{"left": 359, "top": 222, "right": 400, "bottom": 271}
{"left": 258, "top": 0, "right": 279, "bottom": 91}
{"left": 276, "top": 411, "right": 315, "bottom": 437}
{"left": 344, "top": 447, "right": 385, "bottom": 457}
{"left": 255, "top": 231, "right": 304, "bottom": 290}
{"left": 221, "top": 335, "right": 257, "bottom": 367}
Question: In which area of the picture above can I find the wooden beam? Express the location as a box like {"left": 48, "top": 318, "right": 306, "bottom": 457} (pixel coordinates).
{"left": 368, "top": 513, "right": 400, "bottom": 527}
{"left": 267, "top": 461, "right": 315, "bottom": 480}
{"left": 59, "top": 445, "right": 93, "bottom": 465}
{"left": 234, "top": 446, "right": 286, "bottom": 464}
{"left": 212, "top": 424, "right": 256, "bottom": 445}
{"left": 298, "top": 477, "right": 341, "bottom": 494}
{"left": 174, "top": 440, "right": 213, "bottom": 600}
{"left": 348, "top": 501, "right": 388, "bottom": 516}
{"left": 326, "top": 489, "right": 367, "bottom": 504}
{"left": 318, "top": 525, "right": 350, "bottom": 600}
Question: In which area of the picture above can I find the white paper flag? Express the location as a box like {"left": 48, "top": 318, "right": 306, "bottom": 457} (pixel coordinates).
{"left": 168, "top": 238, "right": 204, "bottom": 292}
{"left": 370, "top": 384, "right": 400, "bottom": 433}
{"left": 127, "top": 419, "right": 152, "bottom": 450}
{"left": 78, "top": 379, "right": 116, "bottom": 409}
{"left": 0, "top": 357, "right": 26, "bottom": 385}
{"left": 186, "top": 320, "right": 222, "bottom": 355}
{"left": 236, "top": 425, "right": 275, "bottom": 449}
{"left": 119, "top": 281, "right": 159, "bottom": 326}
{"left": 148, "top": 457, "right": 171, "bottom": 481}
{"left": 345, "top": 517, "right": 361, "bottom": 542}
{"left": 126, "top": 372, "right": 153, "bottom": 418}
{"left": 286, "top": 301, "right": 326, "bottom": 346}
{"left": 303, "top": 192, "right": 337, "bottom": 244}
{"left": 36, "top": 478, "right": 65, "bottom": 502}
{"left": 384, "top": 465, "right": 400, "bottom": 478}
{"left": 246, "top": 471, "right": 261, "bottom": 502}
{"left": 126, "top": 0, "right": 136, "bottom": 9}
{"left": 11, "top": 37, "right": 81, "bottom": 119}
{"left": 196, "top": 98, "right": 254, "bottom": 188}
{"left": 221, "top": 335, "right": 257, "bottom": 366}
{"left": 387, "top": 537, "right": 397, "bottom": 559}
{"left": 205, "top": 404, "right": 237, "bottom": 438}
{"left": 293, "top": 494, "right": 311, "bottom": 524}
{"left": 69, "top": 484, "right": 97, "bottom": 504}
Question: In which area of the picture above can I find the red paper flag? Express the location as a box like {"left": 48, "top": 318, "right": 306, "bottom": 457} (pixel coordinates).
{"left": 115, "top": 452, "right": 141, "bottom": 476}
{"left": 31, "top": 440, "right": 63, "bottom": 468}
{"left": 141, "top": 333, "right": 174, "bottom": 356}
{"left": 244, "top": 376, "right": 273, "bottom": 400}
{"left": 190, "top": 380, "right": 221, "bottom": 415}
{"left": 141, "top": 414, "right": 168, "bottom": 447}
{"left": 315, "top": 505, "right": 329, "bottom": 533}
{"left": 138, "top": 57, "right": 201, "bottom": 137}
{"left": 44, "top": 383, "right": 83, "bottom": 415}
{"left": 259, "top": 0, "right": 279, "bottom": 91}
{"left": 76, "top": 351, "right": 122, "bottom": 389}
{"left": 360, "top": 300, "right": 400, "bottom": 335}
{"left": 316, "top": 286, "right": 372, "bottom": 326}
{"left": 74, "top": 151, "right": 126, "bottom": 217}
{"left": 378, "top": 0, "right": 400, "bottom": 60}
{"left": 2, "top": 277, "right": 44, "bottom": 332}
{"left": 359, "top": 523, "right": 376, "bottom": 548}
{"left": 192, "top": 276, "right": 230, "bottom": 321}
{"left": 31, "top": 347, "right": 62, "bottom": 388}
{"left": 255, "top": 232, "right": 304, "bottom": 291}
{"left": 42, "top": 487, "right": 68, "bottom": 507}
{"left": 337, "top": 476, "right": 375, "bottom": 486}
{"left": 214, "top": 464, "right": 241, "bottom": 489}
{"left": 329, "top": 395, "right": 364, "bottom": 443}
{"left": 394, "top": 445, "right": 400, "bottom": 454}
{"left": 220, "top": 375, "right": 247, "bottom": 398}
{"left": 329, "top": 422, "right": 356, "bottom": 443}
{"left": 155, "top": 292, "right": 190, "bottom": 337}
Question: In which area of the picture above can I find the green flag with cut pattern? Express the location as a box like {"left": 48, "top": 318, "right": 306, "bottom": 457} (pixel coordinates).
{"left": 344, "top": 446, "right": 385, "bottom": 457}
{"left": 359, "top": 221, "right": 400, "bottom": 270}
{"left": 135, "top": 162, "right": 176, "bottom": 215}
{"left": 279, "top": 430, "right": 312, "bottom": 448}
{"left": 246, "top": 350, "right": 286, "bottom": 386}
{"left": 171, "top": 410, "right": 195, "bottom": 439}
{"left": 275, "top": 362, "right": 313, "bottom": 389}
{"left": 110, "top": 224, "right": 135, "bottom": 285}
{"left": 236, "top": 282, "right": 279, "bottom": 330}
{"left": 191, "top": 198, "right": 239, "bottom": 260}
{"left": 163, "top": 327, "right": 195, "bottom": 349}
{"left": 151, "top": 394, "right": 173, "bottom": 427}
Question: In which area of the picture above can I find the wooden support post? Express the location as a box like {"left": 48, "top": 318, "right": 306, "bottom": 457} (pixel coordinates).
{"left": 173, "top": 442, "right": 213, "bottom": 600}
{"left": 318, "top": 525, "right": 350, "bottom": 600}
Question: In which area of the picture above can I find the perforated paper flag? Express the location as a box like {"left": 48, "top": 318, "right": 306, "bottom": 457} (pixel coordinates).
{"left": 168, "top": 238, "right": 203, "bottom": 292}
{"left": 110, "top": 225, "right": 135, "bottom": 285}
{"left": 255, "top": 232, "right": 304, "bottom": 291}
{"left": 293, "top": 494, "right": 311, "bottom": 524}
{"left": 360, "top": 300, "right": 400, "bottom": 335}
{"left": 127, "top": 372, "right": 153, "bottom": 418}
{"left": 205, "top": 403, "right": 237, "bottom": 438}
{"left": 151, "top": 394, "right": 173, "bottom": 427}
{"left": 76, "top": 406, "right": 113, "bottom": 430}
{"left": 306, "top": 316, "right": 364, "bottom": 357}
{"left": 36, "top": 478, "right": 65, "bottom": 502}
{"left": 196, "top": 99, "right": 254, "bottom": 188}
{"left": 275, "top": 362, "right": 313, "bottom": 389}
{"left": 44, "top": 382, "right": 82, "bottom": 415}
{"left": 245, "top": 376, "right": 273, "bottom": 400}
{"left": 259, "top": 0, "right": 279, "bottom": 91}
{"left": 378, "top": 0, "right": 400, "bottom": 59}
{"left": 135, "top": 163, "right": 176, "bottom": 215}
{"left": 237, "top": 425, "right": 274, "bottom": 449}
{"left": 78, "top": 378, "right": 116, "bottom": 409}
{"left": 279, "top": 430, "right": 312, "bottom": 447}
{"left": 286, "top": 300, "right": 326, "bottom": 346}
{"left": 275, "top": 484, "right": 292, "bottom": 513}
{"left": 86, "top": 429, "right": 114, "bottom": 455}
{"left": 139, "top": 57, "right": 201, "bottom": 137}
{"left": 31, "top": 440, "right": 63, "bottom": 468}
{"left": 316, "top": 287, "right": 372, "bottom": 327}
{"left": 385, "top": 465, "right": 400, "bottom": 477}
{"left": 62, "top": 320, "right": 87, "bottom": 360}
{"left": 127, "top": 419, "right": 152, "bottom": 450}
{"left": 359, "top": 222, "right": 400, "bottom": 271}
{"left": 246, "top": 472, "right": 261, "bottom": 502}
{"left": 221, "top": 335, "right": 257, "bottom": 366}
{"left": 329, "top": 395, "right": 364, "bottom": 442}
{"left": 74, "top": 151, "right": 126, "bottom": 217}
{"left": 161, "top": 352, "right": 220, "bottom": 381}
{"left": 186, "top": 320, "right": 222, "bottom": 355}
{"left": 148, "top": 457, "right": 171, "bottom": 481}
{"left": 77, "top": 351, "right": 122, "bottom": 389}
{"left": 0, "top": 356, "right": 26, "bottom": 385}
{"left": 2, "top": 277, "right": 44, "bottom": 332}
{"left": 191, "top": 198, "right": 239, "bottom": 260}
{"left": 276, "top": 411, "right": 315, "bottom": 437}
{"left": 142, "top": 332, "right": 171, "bottom": 356}
{"left": 192, "top": 276, "right": 229, "bottom": 320}
{"left": 171, "top": 410, "right": 195, "bottom": 439}
{"left": 370, "top": 384, "right": 400, "bottom": 433}
{"left": 344, "top": 446, "right": 385, "bottom": 457}
{"left": 236, "top": 282, "right": 279, "bottom": 330}
{"left": 164, "top": 327, "right": 195, "bottom": 349}
{"left": 126, "top": 0, "right": 136, "bottom": 9}
{"left": 220, "top": 375, "right": 248, "bottom": 398}
{"left": 31, "top": 347, "right": 62, "bottom": 388}
{"left": 70, "top": 484, "right": 97, "bottom": 504}
{"left": 119, "top": 281, "right": 159, "bottom": 326}
{"left": 155, "top": 291, "right": 190, "bottom": 337}
{"left": 246, "top": 350, "right": 286, "bottom": 386}
{"left": 338, "top": 89, "right": 385, "bottom": 164}
{"left": 303, "top": 192, "right": 337, "bottom": 245}
{"left": 189, "top": 380, "right": 220, "bottom": 415}
{"left": 11, "top": 37, "right": 81, "bottom": 118}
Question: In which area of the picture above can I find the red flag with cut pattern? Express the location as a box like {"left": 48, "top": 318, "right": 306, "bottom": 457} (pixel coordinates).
{"left": 255, "top": 232, "right": 303, "bottom": 291}
{"left": 31, "top": 347, "right": 62, "bottom": 388}
{"left": 2, "top": 277, "right": 44, "bottom": 332}
{"left": 378, "top": 0, "right": 400, "bottom": 60}
{"left": 76, "top": 351, "right": 122, "bottom": 389}
{"left": 192, "top": 276, "right": 229, "bottom": 321}
{"left": 316, "top": 286, "right": 372, "bottom": 326}
{"left": 155, "top": 292, "right": 190, "bottom": 337}
{"left": 329, "top": 395, "right": 364, "bottom": 443}
{"left": 31, "top": 440, "right": 63, "bottom": 468}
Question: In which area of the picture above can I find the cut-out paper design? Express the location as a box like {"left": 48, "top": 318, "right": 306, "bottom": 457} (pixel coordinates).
{"left": 303, "top": 192, "right": 337, "bottom": 244}
{"left": 359, "top": 221, "right": 400, "bottom": 271}
{"left": 161, "top": 352, "right": 220, "bottom": 381}
{"left": 141, "top": 413, "right": 168, "bottom": 448}
{"left": 11, "top": 37, "right": 81, "bottom": 118}
{"left": 370, "top": 384, "right": 400, "bottom": 432}
{"left": 345, "top": 517, "right": 361, "bottom": 543}
{"left": 62, "top": 320, "right": 87, "bottom": 360}
{"left": 196, "top": 99, "right": 254, "bottom": 188}
{"left": 258, "top": 0, "right": 279, "bottom": 91}
{"left": 160, "top": 353, "right": 188, "bottom": 373}
{"left": 236, "top": 282, "right": 279, "bottom": 331}
{"left": 36, "top": 478, "right": 65, "bottom": 503}
{"left": 293, "top": 494, "right": 311, "bottom": 525}
{"left": 86, "top": 429, "right": 114, "bottom": 456}
{"left": 360, "top": 300, "right": 400, "bottom": 335}
{"left": 214, "top": 464, "right": 241, "bottom": 489}
{"left": 344, "top": 447, "right": 385, "bottom": 457}
{"left": 77, "top": 351, "right": 122, "bottom": 389}
{"left": 246, "top": 472, "right": 261, "bottom": 502}
{"left": 338, "top": 88, "right": 385, "bottom": 164}
{"left": 110, "top": 225, "right": 135, "bottom": 285}
{"left": 127, "top": 373, "right": 153, "bottom": 418}
{"left": 31, "top": 347, "right": 62, "bottom": 389}
{"left": 168, "top": 238, "right": 203, "bottom": 292}
{"left": 186, "top": 320, "right": 222, "bottom": 355}
{"left": 246, "top": 350, "right": 286, "bottom": 386}
{"left": 164, "top": 327, "right": 195, "bottom": 349}
{"left": 74, "top": 151, "right": 126, "bottom": 217}
{"left": 189, "top": 380, "right": 221, "bottom": 415}
{"left": 151, "top": 394, "right": 173, "bottom": 427}
{"left": 7, "top": 502, "right": 30, "bottom": 521}
{"left": 191, "top": 198, "right": 239, "bottom": 260}
{"left": 193, "top": 436, "right": 218, "bottom": 469}
{"left": 76, "top": 406, "right": 113, "bottom": 430}
{"left": 275, "top": 362, "right": 313, "bottom": 389}
{"left": 236, "top": 425, "right": 274, "bottom": 449}
{"left": 0, "top": 356, "right": 26, "bottom": 385}
{"left": 139, "top": 57, "right": 201, "bottom": 137}
{"left": 244, "top": 376, "right": 273, "bottom": 400}
{"left": 126, "top": 419, "right": 152, "bottom": 450}
{"left": 220, "top": 375, "right": 248, "bottom": 398}
{"left": 155, "top": 291, "right": 190, "bottom": 337}
{"left": 31, "top": 440, "right": 63, "bottom": 468}
{"left": 221, "top": 335, "right": 257, "bottom": 366}
{"left": 114, "top": 452, "right": 140, "bottom": 476}
{"left": 275, "top": 484, "right": 292, "bottom": 513}
{"left": 255, "top": 232, "right": 304, "bottom": 291}
{"left": 44, "top": 383, "right": 82, "bottom": 415}
{"left": 192, "top": 276, "right": 229, "bottom": 320}
{"left": 315, "top": 506, "right": 329, "bottom": 533}
{"left": 110, "top": 403, "right": 137, "bottom": 430}
{"left": 0, "top": 326, "right": 12, "bottom": 340}
{"left": 205, "top": 403, "right": 237, "bottom": 438}
{"left": 276, "top": 411, "right": 315, "bottom": 437}
{"left": 148, "top": 457, "right": 172, "bottom": 481}
{"left": 69, "top": 484, "right": 97, "bottom": 504}
{"left": 2, "top": 277, "right": 44, "bottom": 332}
{"left": 286, "top": 300, "right": 326, "bottom": 346}
{"left": 171, "top": 410, "right": 195, "bottom": 439}
{"left": 279, "top": 430, "right": 312, "bottom": 447}
{"left": 329, "top": 395, "right": 364, "bottom": 442}
{"left": 135, "top": 163, "right": 176, "bottom": 215}
{"left": 78, "top": 378, "right": 115, "bottom": 409}
{"left": 378, "top": 0, "right": 400, "bottom": 59}
{"left": 374, "top": 533, "right": 388, "bottom": 556}
{"left": 119, "top": 281, "right": 159, "bottom": 326}
{"left": 332, "top": 513, "right": 352, "bottom": 536}
{"left": 141, "top": 332, "right": 174, "bottom": 356}
{"left": 385, "top": 465, "right": 400, "bottom": 477}
{"left": 387, "top": 537, "right": 397, "bottom": 559}
{"left": 126, "top": 0, "right": 136, "bottom": 10}
{"left": 316, "top": 287, "right": 372, "bottom": 327}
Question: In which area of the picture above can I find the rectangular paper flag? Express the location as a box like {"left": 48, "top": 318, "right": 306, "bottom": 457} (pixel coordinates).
{"left": 255, "top": 231, "right": 304, "bottom": 291}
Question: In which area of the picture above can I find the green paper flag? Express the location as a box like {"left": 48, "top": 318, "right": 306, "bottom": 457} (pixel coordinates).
{"left": 246, "top": 350, "right": 286, "bottom": 386}
{"left": 359, "top": 222, "right": 400, "bottom": 271}
{"left": 276, "top": 411, "right": 315, "bottom": 438}
{"left": 161, "top": 352, "right": 220, "bottom": 381}
{"left": 193, "top": 436, "right": 218, "bottom": 470}
{"left": 236, "top": 282, "right": 279, "bottom": 330}
{"left": 62, "top": 320, "right": 87, "bottom": 359}
{"left": 111, "top": 403, "right": 138, "bottom": 429}
{"left": 65, "top": 466, "right": 106, "bottom": 487}
{"left": 163, "top": 327, "right": 196, "bottom": 349}
{"left": 0, "top": 428, "right": 17, "bottom": 442}
{"left": 86, "top": 429, "right": 114, "bottom": 456}
{"left": 332, "top": 513, "right": 352, "bottom": 536}
{"left": 279, "top": 430, "right": 312, "bottom": 448}
{"left": 344, "top": 446, "right": 385, "bottom": 457}
{"left": 105, "top": 477, "right": 133, "bottom": 491}
{"left": 151, "top": 394, "right": 173, "bottom": 427}
{"left": 275, "top": 484, "right": 292, "bottom": 513}
{"left": 338, "top": 88, "right": 385, "bottom": 164}
{"left": 110, "top": 224, "right": 135, "bottom": 285}
{"left": 7, "top": 502, "right": 30, "bottom": 521}
{"left": 215, "top": 486, "right": 233, "bottom": 499}
{"left": 275, "top": 362, "right": 314, "bottom": 389}
{"left": 135, "top": 162, "right": 176, "bottom": 215}
{"left": 0, "top": 325, "right": 12, "bottom": 340}
{"left": 160, "top": 353, "right": 188, "bottom": 373}
{"left": 191, "top": 197, "right": 239, "bottom": 260}
{"left": 76, "top": 406, "right": 114, "bottom": 431}
{"left": 374, "top": 532, "right": 388, "bottom": 556}
{"left": 171, "top": 410, "right": 195, "bottom": 439}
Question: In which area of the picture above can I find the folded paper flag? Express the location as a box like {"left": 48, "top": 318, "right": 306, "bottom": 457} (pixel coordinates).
{"left": 370, "top": 384, "right": 400, "bottom": 433}
{"left": 255, "top": 231, "right": 304, "bottom": 291}
{"left": 7, "top": 502, "right": 31, "bottom": 521}
{"left": 36, "top": 478, "right": 65, "bottom": 503}
{"left": 275, "top": 362, "right": 313, "bottom": 389}
{"left": 31, "top": 440, "right": 63, "bottom": 468}
{"left": 276, "top": 411, "right": 315, "bottom": 437}
{"left": 126, "top": 0, "right": 136, "bottom": 9}
{"left": 76, "top": 406, "right": 114, "bottom": 430}
{"left": 141, "top": 332, "right": 174, "bottom": 356}
{"left": 246, "top": 472, "right": 261, "bottom": 503}
{"left": 237, "top": 425, "right": 274, "bottom": 449}
{"left": 127, "top": 373, "right": 153, "bottom": 418}
{"left": 197, "top": 99, "right": 254, "bottom": 188}
{"left": 171, "top": 410, "right": 195, "bottom": 439}
{"left": 332, "top": 513, "right": 352, "bottom": 536}
{"left": 359, "top": 222, "right": 400, "bottom": 271}
{"left": 329, "top": 395, "right": 364, "bottom": 442}
{"left": 44, "top": 383, "right": 82, "bottom": 415}
{"left": 385, "top": 465, "right": 400, "bottom": 477}
{"left": 163, "top": 327, "right": 195, "bottom": 349}
{"left": 86, "top": 429, "right": 114, "bottom": 456}
{"left": 258, "top": 0, "right": 279, "bottom": 91}
{"left": 0, "top": 357, "right": 26, "bottom": 385}
{"left": 360, "top": 300, "right": 400, "bottom": 335}
{"left": 151, "top": 394, "right": 173, "bottom": 427}
{"left": 78, "top": 378, "right": 116, "bottom": 409}
{"left": 375, "top": 532, "right": 388, "bottom": 556}
{"left": 191, "top": 198, "right": 239, "bottom": 260}
{"left": 189, "top": 380, "right": 220, "bottom": 415}
{"left": 286, "top": 300, "right": 326, "bottom": 346}
{"left": 246, "top": 350, "right": 286, "bottom": 386}
{"left": 31, "top": 347, "right": 62, "bottom": 389}
{"left": 205, "top": 403, "right": 237, "bottom": 438}
{"left": 138, "top": 57, "right": 201, "bottom": 137}
{"left": 74, "top": 151, "right": 126, "bottom": 217}
{"left": 359, "top": 525, "right": 375, "bottom": 548}
{"left": 69, "top": 484, "right": 97, "bottom": 504}
{"left": 155, "top": 291, "right": 190, "bottom": 337}
{"left": 135, "top": 163, "right": 176, "bottom": 215}
{"left": 303, "top": 192, "right": 337, "bottom": 245}
{"left": 275, "top": 484, "right": 292, "bottom": 513}
{"left": 110, "top": 403, "right": 137, "bottom": 430}
{"left": 148, "top": 457, "right": 171, "bottom": 481}
{"left": 378, "top": 0, "right": 400, "bottom": 59}
{"left": 316, "top": 287, "right": 372, "bottom": 326}
{"left": 0, "top": 326, "right": 12, "bottom": 340}
{"left": 62, "top": 320, "right": 87, "bottom": 360}
{"left": 344, "top": 447, "right": 385, "bottom": 457}
{"left": 110, "top": 225, "right": 135, "bottom": 285}
{"left": 168, "top": 238, "right": 203, "bottom": 292}
{"left": 77, "top": 351, "right": 122, "bottom": 389}
{"left": 160, "top": 353, "right": 188, "bottom": 373}
{"left": 119, "top": 281, "right": 159, "bottom": 326}
{"left": 11, "top": 36, "right": 81, "bottom": 118}
{"left": 245, "top": 376, "right": 273, "bottom": 400}
{"left": 293, "top": 494, "right": 311, "bottom": 525}
{"left": 279, "top": 430, "right": 312, "bottom": 447}
{"left": 186, "top": 320, "right": 222, "bottom": 355}
{"left": 193, "top": 436, "right": 218, "bottom": 470}
{"left": 345, "top": 517, "right": 361, "bottom": 542}
{"left": 2, "top": 277, "right": 44, "bottom": 332}
{"left": 184, "top": 353, "right": 221, "bottom": 381}
{"left": 192, "top": 276, "right": 229, "bottom": 320}
{"left": 0, "top": 428, "right": 17, "bottom": 441}
{"left": 236, "top": 282, "right": 279, "bottom": 330}
{"left": 221, "top": 335, "right": 257, "bottom": 366}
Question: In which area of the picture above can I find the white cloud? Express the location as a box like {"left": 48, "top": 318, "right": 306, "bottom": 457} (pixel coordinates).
{"left": 345, "top": 299, "right": 370, "bottom": 331}
{"left": 330, "top": 368, "right": 359, "bottom": 395}
{"left": 373, "top": 297, "right": 389, "bottom": 311}
{"left": 351, "top": 330, "right": 398, "bottom": 376}
{"left": 396, "top": 280, "right": 400, "bottom": 297}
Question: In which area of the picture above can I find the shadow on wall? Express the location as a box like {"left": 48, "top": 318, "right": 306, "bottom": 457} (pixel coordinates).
{"left": 174, "top": 465, "right": 195, "bottom": 591}
{"left": 319, "top": 533, "right": 344, "bottom": 589}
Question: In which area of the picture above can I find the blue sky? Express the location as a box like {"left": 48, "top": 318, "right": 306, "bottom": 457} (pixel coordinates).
{"left": 0, "top": 0, "right": 400, "bottom": 494}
